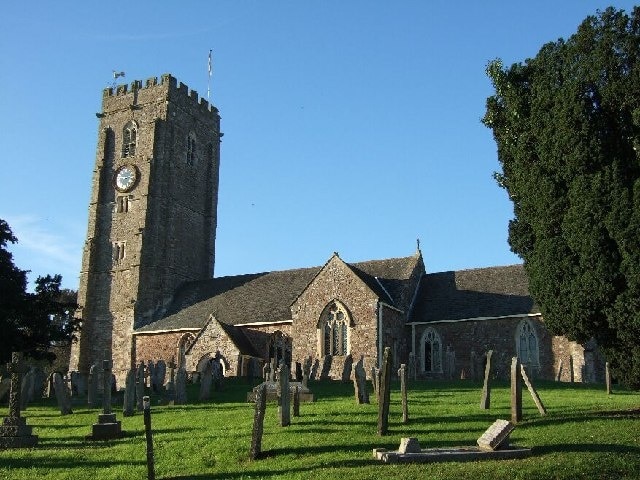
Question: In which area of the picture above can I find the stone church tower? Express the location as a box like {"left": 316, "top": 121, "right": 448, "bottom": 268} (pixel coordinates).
{"left": 69, "top": 74, "right": 221, "bottom": 384}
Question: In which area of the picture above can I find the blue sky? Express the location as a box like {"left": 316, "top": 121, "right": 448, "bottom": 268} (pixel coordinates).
{"left": 1, "top": 1, "right": 636, "bottom": 290}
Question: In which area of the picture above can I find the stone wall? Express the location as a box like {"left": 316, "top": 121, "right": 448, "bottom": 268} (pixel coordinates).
{"left": 184, "top": 319, "right": 241, "bottom": 376}
{"left": 134, "top": 331, "right": 194, "bottom": 366}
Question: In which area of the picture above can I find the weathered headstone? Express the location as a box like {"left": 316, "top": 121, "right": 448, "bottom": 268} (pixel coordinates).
{"left": 165, "top": 358, "right": 177, "bottom": 404}
{"left": 269, "top": 358, "right": 277, "bottom": 382}
{"left": 175, "top": 367, "right": 188, "bottom": 405}
{"left": 310, "top": 358, "right": 319, "bottom": 380}
{"left": 510, "top": 357, "right": 522, "bottom": 423}
{"left": 320, "top": 355, "right": 332, "bottom": 380}
{"left": 399, "top": 437, "right": 421, "bottom": 454}
{"left": 477, "top": 419, "right": 515, "bottom": 451}
{"left": 52, "top": 372, "right": 73, "bottom": 415}
{"left": 71, "top": 371, "right": 87, "bottom": 397}
{"left": 520, "top": 364, "right": 546, "bottom": 416}
{"left": 377, "top": 347, "right": 392, "bottom": 436}
{"left": 568, "top": 355, "right": 575, "bottom": 383}
{"left": 292, "top": 386, "right": 300, "bottom": 417}
{"left": 212, "top": 357, "right": 223, "bottom": 391}
{"left": 371, "top": 366, "right": 379, "bottom": 400}
{"left": 340, "top": 354, "right": 353, "bottom": 383}
{"left": 87, "top": 364, "right": 99, "bottom": 408}
{"left": 87, "top": 355, "right": 123, "bottom": 440}
{"left": 247, "top": 357, "right": 258, "bottom": 382}
{"left": 302, "top": 357, "right": 311, "bottom": 388}
{"left": 147, "top": 360, "right": 156, "bottom": 390}
{"left": 262, "top": 363, "right": 270, "bottom": 382}
{"left": 398, "top": 363, "right": 408, "bottom": 423}
{"left": 555, "top": 359, "right": 563, "bottom": 381}
{"left": 353, "top": 356, "right": 369, "bottom": 404}
{"left": 250, "top": 383, "right": 267, "bottom": 460}
{"left": 278, "top": 362, "right": 291, "bottom": 427}
{"left": 199, "top": 360, "right": 213, "bottom": 401}
{"left": 122, "top": 368, "right": 136, "bottom": 417}
{"left": 295, "top": 362, "right": 302, "bottom": 382}
{"left": 469, "top": 350, "right": 477, "bottom": 381}
{"left": 154, "top": 360, "right": 166, "bottom": 392}
{"left": 605, "top": 361, "right": 612, "bottom": 394}
{"left": 135, "top": 361, "right": 146, "bottom": 411}
{"left": 480, "top": 350, "right": 493, "bottom": 409}
{"left": 0, "top": 378, "right": 10, "bottom": 403}
{"left": 20, "top": 367, "right": 36, "bottom": 410}
{"left": 408, "top": 352, "right": 416, "bottom": 381}
{"left": 0, "top": 352, "right": 38, "bottom": 448}
{"left": 445, "top": 346, "right": 456, "bottom": 379}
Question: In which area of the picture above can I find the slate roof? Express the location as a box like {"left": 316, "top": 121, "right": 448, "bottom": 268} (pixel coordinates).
{"left": 410, "top": 264, "right": 539, "bottom": 323}
{"left": 135, "top": 254, "right": 420, "bottom": 334}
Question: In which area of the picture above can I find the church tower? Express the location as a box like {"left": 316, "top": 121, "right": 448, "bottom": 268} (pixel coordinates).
{"left": 69, "top": 74, "right": 221, "bottom": 384}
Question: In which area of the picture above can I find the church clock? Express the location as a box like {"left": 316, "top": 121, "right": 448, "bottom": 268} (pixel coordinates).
{"left": 114, "top": 165, "right": 138, "bottom": 192}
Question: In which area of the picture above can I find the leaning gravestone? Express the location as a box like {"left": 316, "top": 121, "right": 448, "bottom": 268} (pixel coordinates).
{"left": 278, "top": 362, "right": 291, "bottom": 427}
{"left": 122, "top": 368, "right": 136, "bottom": 417}
{"left": 520, "top": 364, "right": 546, "bottom": 416}
{"left": 53, "top": 372, "right": 73, "bottom": 415}
{"left": 199, "top": 360, "right": 213, "bottom": 401}
{"left": 477, "top": 419, "right": 515, "bottom": 451}
{"left": 480, "top": 350, "right": 493, "bottom": 409}
{"left": 0, "top": 353, "right": 38, "bottom": 448}
{"left": 250, "top": 383, "right": 267, "bottom": 460}
{"left": 353, "top": 356, "right": 369, "bottom": 404}
{"left": 175, "top": 367, "right": 188, "bottom": 405}
{"left": 87, "top": 364, "right": 99, "bottom": 408}
{"left": 340, "top": 354, "right": 353, "bottom": 383}
{"left": 377, "top": 347, "right": 392, "bottom": 436}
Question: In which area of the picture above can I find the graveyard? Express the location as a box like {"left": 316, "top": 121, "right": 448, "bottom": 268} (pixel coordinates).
{"left": 0, "top": 370, "right": 638, "bottom": 479}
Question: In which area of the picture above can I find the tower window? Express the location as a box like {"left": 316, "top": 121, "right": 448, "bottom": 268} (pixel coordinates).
{"left": 116, "top": 195, "right": 129, "bottom": 213}
{"left": 187, "top": 133, "right": 196, "bottom": 166}
{"left": 122, "top": 121, "right": 138, "bottom": 157}
{"left": 113, "top": 241, "right": 126, "bottom": 263}
{"left": 319, "top": 301, "right": 350, "bottom": 357}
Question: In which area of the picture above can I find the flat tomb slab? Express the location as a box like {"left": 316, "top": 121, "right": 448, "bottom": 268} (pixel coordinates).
{"left": 373, "top": 446, "right": 531, "bottom": 464}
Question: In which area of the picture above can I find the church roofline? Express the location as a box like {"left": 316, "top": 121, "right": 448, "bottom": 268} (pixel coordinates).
{"left": 408, "top": 312, "right": 542, "bottom": 325}
{"left": 132, "top": 327, "right": 202, "bottom": 336}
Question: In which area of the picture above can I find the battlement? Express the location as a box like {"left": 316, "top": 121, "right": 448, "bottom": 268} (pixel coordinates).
{"left": 102, "top": 73, "right": 218, "bottom": 114}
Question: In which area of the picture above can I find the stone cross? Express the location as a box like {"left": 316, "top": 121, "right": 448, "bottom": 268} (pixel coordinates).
{"left": 377, "top": 347, "right": 392, "bottom": 436}
{"left": 510, "top": 357, "right": 522, "bottom": 423}
{"left": 250, "top": 383, "right": 267, "bottom": 460}
{"left": 6, "top": 352, "right": 27, "bottom": 420}
{"left": 398, "top": 363, "right": 408, "bottom": 424}
{"left": 0, "top": 352, "right": 38, "bottom": 448}
{"left": 102, "top": 357, "right": 113, "bottom": 415}
{"left": 480, "top": 350, "right": 493, "bottom": 409}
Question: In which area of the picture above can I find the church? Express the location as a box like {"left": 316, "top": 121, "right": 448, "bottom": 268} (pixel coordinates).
{"left": 68, "top": 74, "right": 603, "bottom": 387}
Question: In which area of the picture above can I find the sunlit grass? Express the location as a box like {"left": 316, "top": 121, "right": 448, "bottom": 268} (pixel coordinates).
{"left": 0, "top": 378, "right": 638, "bottom": 479}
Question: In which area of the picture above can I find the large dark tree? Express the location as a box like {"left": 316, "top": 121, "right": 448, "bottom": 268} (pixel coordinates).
{"left": 0, "top": 219, "right": 79, "bottom": 364}
{"left": 483, "top": 7, "right": 640, "bottom": 388}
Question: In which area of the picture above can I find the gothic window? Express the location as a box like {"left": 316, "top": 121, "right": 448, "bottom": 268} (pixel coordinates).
{"left": 516, "top": 319, "right": 540, "bottom": 366}
{"left": 177, "top": 332, "right": 196, "bottom": 369}
{"left": 186, "top": 133, "right": 197, "bottom": 166}
{"left": 116, "top": 195, "right": 129, "bottom": 213}
{"left": 113, "top": 241, "right": 126, "bottom": 263}
{"left": 319, "top": 301, "right": 350, "bottom": 357}
{"left": 421, "top": 327, "right": 442, "bottom": 373}
{"left": 122, "top": 121, "right": 138, "bottom": 157}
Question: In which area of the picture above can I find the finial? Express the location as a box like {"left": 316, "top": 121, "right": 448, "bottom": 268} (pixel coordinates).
{"left": 416, "top": 238, "right": 421, "bottom": 252}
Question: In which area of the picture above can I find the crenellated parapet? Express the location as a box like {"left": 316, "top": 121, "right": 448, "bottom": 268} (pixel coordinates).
{"left": 102, "top": 73, "right": 219, "bottom": 115}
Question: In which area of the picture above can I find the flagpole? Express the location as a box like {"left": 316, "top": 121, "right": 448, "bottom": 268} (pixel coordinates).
{"left": 207, "top": 50, "right": 212, "bottom": 101}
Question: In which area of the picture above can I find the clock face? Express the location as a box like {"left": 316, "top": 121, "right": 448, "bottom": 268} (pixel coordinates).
{"left": 114, "top": 165, "right": 138, "bottom": 192}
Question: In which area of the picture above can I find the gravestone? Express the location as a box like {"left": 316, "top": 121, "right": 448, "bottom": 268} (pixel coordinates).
{"left": 295, "top": 362, "right": 302, "bottom": 382}
{"left": 555, "top": 359, "right": 563, "bottom": 381}
{"left": 469, "top": 350, "right": 477, "bottom": 381}
{"left": 135, "top": 361, "right": 146, "bottom": 411}
{"left": 353, "top": 356, "right": 369, "bottom": 404}
{"left": 20, "top": 367, "right": 36, "bottom": 410}
{"left": 52, "top": 372, "right": 73, "bottom": 415}
{"left": 71, "top": 371, "right": 87, "bottom": 397}
{"left": 164, "top": 358, "right": 177, "bottom": 404}
{"left": 87, "top": 355, "right": 123, "bottom": 440}
{"left": 377, "top": 347, "right": 392, "bottom": 436}
{"left": 480, "top": 350, "right": 493, "bottom": 409}
{"left": 147, "top": 361, "right": 156, "bottom": 390}
{"left": 302, "top": 357, "right": 311, "bottom": 388}
{"left": 520, "top": 364, "right": 546, "bottom": 416}
{"left": 310, "top": 358, "right": 319, "bottom": 380}
{"left": 87, "top": 364, "right": 99, "bottom": 408}
{"left": 510, "top": 357, "right": 522, "bottom": 423}
{"left": 269, "top": 358, "right": 277, "bottom": 382}
{"left": 212, "top": 357, "right": 223, "bottom": 391}
{"left": 31, "top": 367, "right": 47, "bottom": 401}
{"left": 320, "top": 355, "right": 332, "bottom": 379}
{"left": 605, "top": 362, "right": 612, "bottom": 394}
{"left": 249, "top": 383, "right": 267, "bottom": 460}
{"left": 398, "top": 364, "right": 408, "bottom": 423}
{"left": 0, "top": 353, "right": 38, "bottom": 448}
{"left": 340, "top": 354, "right": 353, "bottom": 383}
{"left": 399, "top": 437, "right": 421, "bottom": 454}
{"left": 199, "top": 360, "right": 213, "bottom": 401}
{"left": 292, "top": 386, "right": 300, "bottom": 417}
{"left": 445, "top": 346, "right": 456, "bottom": 379}
{"left": 44, "top": 372, "right": 55, "bottom": 399}
{"left": 568, "top": 355, "right": 575, "bottom": 383}
{"left": 155, "top": 360, "right": 166, "bottom": 392}
{"left": 262, "top": 363, "right": 270, "bottom": 382}
{"left": 278, "top": 362, "right": 291, "bottom": 427}
{"left": 175, "top": 367, "right": 188, "bottom": 405}
{"left": 408, "top": 352, "right": 416, "bottom": 381}
{"left": 371, "top": 367, "right": 379, "bottom": 400}
{"left": 122, "top": 368, "right": 136, "bottom": 417}
{"left": 477, "top": 419, "right": 515, "bottom": 451}
{"left": 247, "top": 357, "right": 258, "bottom": 382}
{"left": 0, "top": 378, "right": 10, "bottom": 402}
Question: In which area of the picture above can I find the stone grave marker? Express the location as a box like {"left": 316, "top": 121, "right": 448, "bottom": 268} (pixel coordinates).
{"left": 164, "top": 358, "right": 177, "bottom": 404}
{"left": 250, "top": 383, "right": 267, "bottom": 460}
{"left": 310, "top": 358, "right": 319, "bottom": 380}
{"left": 302, "top": 357, "right": 311, "bottom": 388}
{"left": 320, "top": 355, "right": 332, "bottom": 379}
{"left": 353, "top": 356, "right": 369, "bottom": 404}
{"left": 520, "top": 364, "right": 546, "bottom": 416}
{"left": 278, "top": 362, "right": 291, "bottom": 427}
{"left": 480, "top": 350, "right": 493, "bottom": 409}
{"left": 0, "top": 378, "right": 10, "bottom": 402}
{"left": 175, "top": 367, "right": 188, "bottom": 405}
{"left": 371, "top": 366, "right": 379, "bottom": 401}
{"left": 87, "top": 363, "right": 99, "bottom": 408}
{"left": 212, "top": 357, "right": 223, "bottom": 391}
{"left": 510, "top": 357, "right": 522, "bottom": 423}
{"left": 398, "top": 363, "right": 408, "bottom": 423}
{"left": 122, "top": 368, "right": 136, "bottom": 416}
{"left": 20, "top": 367, "right": 36, "bottom": 410}
{"left": 605, "top": 361, "right": 612, "bottom": 394}
{"left": 340, "top": 354, "right": 353, "bottom": 383}
{"left": 445, "top": 346, "right": 456, "bottom": 379}
{"left": 0, "top": 352, "right": 38, "bottom": 448}
{"left": 52, "top": 372, "right": 73, "bottom": 415}
{"left": 199, "top": 360, "right": 213, "bottom": 401}
{"left": 477, "top": 419, "right": 515, "bottom": 451}
{"left": 292, "top": 386, "right": 300, "bottom": 417}
{"left": 87, "top": 355, "right": 123, "bottom": 440}
{"left": 555, "top": 359, "right": 563, "bottom": 381}
{"left": 399, "top": 437, "right": 421, "bottom": 454}
{"left": 377, "top": 347, "right": 392, "bottom": 436}
{"left": 469, "top": 350, "right": 477, "bottom": 381}
{"left": 262, "top": 363, "right": 270, "bottom": 382}
{"left": 135, "top": 361, "right": 146, "bottom": 411}
{"left": 155, "top": 360, "right": 166, "bottom": 392}
{"left": 269, "top": 358, "right": 277, "bottom": 382}
{"left": 408, "top": 352, "right": 416, "bottom": 381}
{"left": 295, "top": 362, "right": 302, "bottom": 382}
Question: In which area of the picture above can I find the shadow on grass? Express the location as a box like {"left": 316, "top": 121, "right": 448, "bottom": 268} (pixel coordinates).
{"left": 533, "top": 443, "right": 640, "bottom": 455}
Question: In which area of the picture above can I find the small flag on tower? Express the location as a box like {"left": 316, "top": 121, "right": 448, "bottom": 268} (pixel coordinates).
{"left": 207, "top": 50, "right": 212, "bottom": 100}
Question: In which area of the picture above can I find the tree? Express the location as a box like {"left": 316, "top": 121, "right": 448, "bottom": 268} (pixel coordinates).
{"left": 0, "top": 219, "right": 79, "bottom": 364}
{"left": 483, "top": 7, "right": 640, "bottom": 388}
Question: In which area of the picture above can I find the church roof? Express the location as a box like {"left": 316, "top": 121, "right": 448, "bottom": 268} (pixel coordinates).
{"left": 135, "top": 254, "right": 420, "bottom": 333}
{"left": 410, "top": 264, "right": 539, "bottom": 323}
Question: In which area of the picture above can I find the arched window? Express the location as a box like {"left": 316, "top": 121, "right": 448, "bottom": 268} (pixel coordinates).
{"left": 420, "top": 327, "right": 442, "bottom": 373}
{"left": 122, "top": 121, "right": 138, "bottom": 157}
{"left": 177, "top": 332, "right": 196, "bottom": 369}
{"left": 516, "top": 319, "right": 539, "bottom": 366}
{"left": 319, "top": 301, "right": 350, "bottom": 356}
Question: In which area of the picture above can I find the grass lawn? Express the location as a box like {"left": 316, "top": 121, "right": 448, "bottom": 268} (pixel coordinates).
{"left": 0, "top": 378, "right": 638, "bottom": 479}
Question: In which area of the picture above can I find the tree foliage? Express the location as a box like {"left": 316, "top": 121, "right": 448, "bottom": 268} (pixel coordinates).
{"left": 0, "top": 219, "right": 79, "bottom": 365}
{"left": 483, "top": 7, "right": 640, "bottom": 388}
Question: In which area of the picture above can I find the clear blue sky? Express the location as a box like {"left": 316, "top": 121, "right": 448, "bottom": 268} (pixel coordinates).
{"left": 1, "top": 2, "right": 635, "bottom": 290}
